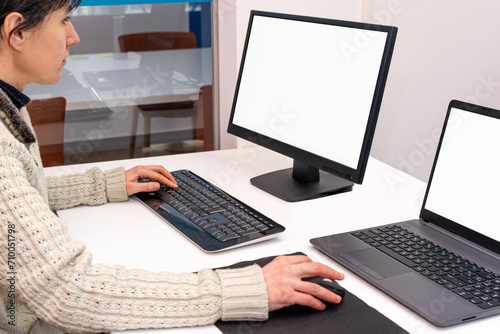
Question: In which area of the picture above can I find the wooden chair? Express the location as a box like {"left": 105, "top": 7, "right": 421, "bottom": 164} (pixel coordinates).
{"left": 118, "top": 32, "right": 197, "bottom": 52}
{"left": 193, "top": 84, "right": 214, "bottom": 152}
{"left": 174, "top": 85, "right": 214, "bottom": 153}
{"left": 119, "top": 32, "right": 200, "bottom": 157}
{"left": 27, "top": 97, "right": 66, "bottom": 167}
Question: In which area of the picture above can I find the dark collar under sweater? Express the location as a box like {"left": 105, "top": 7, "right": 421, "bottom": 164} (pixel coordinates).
{"left": 0, "top": 80, "right": 31, "bottom": 109}
{"left": 0, "top": 88, "right": 36, "bottom": 144}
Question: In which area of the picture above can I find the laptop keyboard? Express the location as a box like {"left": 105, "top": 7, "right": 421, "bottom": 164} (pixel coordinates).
{"left": 353, "top": 225, "right": 500, "bottom": 309}
{"left": 135, "top": 170, "right": 285, "bottom": 252}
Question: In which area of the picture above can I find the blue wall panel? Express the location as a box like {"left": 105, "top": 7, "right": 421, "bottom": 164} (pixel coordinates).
{"left": 80, "top": 0, "right": 210, "bottom": 6}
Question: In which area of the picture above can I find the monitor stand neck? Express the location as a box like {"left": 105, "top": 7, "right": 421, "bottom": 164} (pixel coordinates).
{"left": 250, "top": 159, "right": 353, "bottom": 202}
{"left": 292, "top": 160, "right": 319, "bottom": 183}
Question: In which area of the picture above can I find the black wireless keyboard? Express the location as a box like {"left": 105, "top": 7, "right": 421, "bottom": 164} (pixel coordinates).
{"left": 135, "top": 170, "right": 285, "bottom": 252}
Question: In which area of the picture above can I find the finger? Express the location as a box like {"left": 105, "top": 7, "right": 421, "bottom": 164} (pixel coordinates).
{"left": 141, "top": 166, "right": 178, "bottom": 188}
{"left": 145, "top": 165, "right": 177, "bottom": 184}
{"left": 130, "top": 181, "right": 161, "bottom": 194}
{"left": 288, "top": 291, "right": 330, "bottom": 311}
{"left": 273, "top": 255, "right": 313, "bottom": 266}
{"left": 297, "top": 280, "right": 343, "bottom": 305}
{"left": 296, "top": 262, "right": 345, "bottom": 281}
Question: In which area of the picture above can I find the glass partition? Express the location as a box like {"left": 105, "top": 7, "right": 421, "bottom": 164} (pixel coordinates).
{"left": 25, "top": 1, "right": 214, "bottom": 166}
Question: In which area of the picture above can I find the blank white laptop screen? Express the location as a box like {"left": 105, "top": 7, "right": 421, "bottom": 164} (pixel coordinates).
{"left": 425, "top": 107, "right": 500, "bottom": 243}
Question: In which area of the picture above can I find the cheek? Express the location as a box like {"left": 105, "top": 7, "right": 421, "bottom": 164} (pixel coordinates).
{"left": 26, "top": 40, "right": 57, "bottom": 64}
{"left": 45, "top": 38, "right": 67, "bottom": 58}
{"left": 38, "top": 42, "right": 66, "bottom": 68}
{"left": 36, "top": 29, "right": 67, "bottom": 55}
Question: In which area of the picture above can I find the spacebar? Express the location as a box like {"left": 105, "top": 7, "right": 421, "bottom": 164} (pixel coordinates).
{"left": 376, "top": 245, "right": 417, "bottom": 268}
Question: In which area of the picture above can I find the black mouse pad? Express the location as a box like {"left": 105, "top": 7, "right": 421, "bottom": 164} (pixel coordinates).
{"left": 214, "top": 252, "right": 409, "bottom": 334}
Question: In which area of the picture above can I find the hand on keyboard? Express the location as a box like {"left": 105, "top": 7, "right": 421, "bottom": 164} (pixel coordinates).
{"left": 125, "top": 165, "right": 178, "bottom": 196}
{"left": 135, "top": 170, "right": 286, "bottom": 252}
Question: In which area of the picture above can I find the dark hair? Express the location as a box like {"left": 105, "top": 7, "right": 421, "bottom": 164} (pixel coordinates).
{"left": 0, "top": 0, "right": 81, "bottom": 41}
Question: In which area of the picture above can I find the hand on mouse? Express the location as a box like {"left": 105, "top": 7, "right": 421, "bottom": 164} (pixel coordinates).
{"left": 125, "top": 165, "right": 178, "bottom": 195}
{"left": 262, "top": 255, "right": 345, "bottom": 312}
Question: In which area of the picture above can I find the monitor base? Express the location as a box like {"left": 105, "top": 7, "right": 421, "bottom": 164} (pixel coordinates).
{"left": 250, "top": 167, "right": 353, "bottom": 202}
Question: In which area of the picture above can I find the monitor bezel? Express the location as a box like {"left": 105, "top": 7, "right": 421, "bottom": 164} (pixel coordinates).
{"left": 227, "top": 10, "right": 398, "bottom": 194}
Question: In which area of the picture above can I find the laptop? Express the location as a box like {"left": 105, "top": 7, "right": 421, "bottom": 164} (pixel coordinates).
{"left": 311, "top": 100, "right": 500, "bottom": 327}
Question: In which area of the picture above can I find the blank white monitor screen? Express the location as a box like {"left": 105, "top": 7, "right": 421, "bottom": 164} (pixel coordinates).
{"left": 228, "top": 11, "right": 397, "bottom": 202}
{"left": 232, "top": 15, "right": 389, "bottom": 168}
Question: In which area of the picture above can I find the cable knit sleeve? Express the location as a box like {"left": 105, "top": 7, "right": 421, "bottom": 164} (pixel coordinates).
{"left": 45, "top": 166, "right": 128, "bottom": 211}
{"left": 0, "top": 138, "right": 269, "bottom": 333}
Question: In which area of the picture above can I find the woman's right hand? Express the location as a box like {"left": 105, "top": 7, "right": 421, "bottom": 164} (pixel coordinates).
{"left": 262, "top": 255, "right": 345, "bottom": 311}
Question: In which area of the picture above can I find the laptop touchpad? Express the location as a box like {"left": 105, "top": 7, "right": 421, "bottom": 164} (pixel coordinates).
{"left": 339, "top": 248, "right": 412, "bottom": 279}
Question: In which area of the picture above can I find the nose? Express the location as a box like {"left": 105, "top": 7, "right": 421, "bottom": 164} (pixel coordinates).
{"left": 67, "top": 20, "right": 80, "bottom": 46}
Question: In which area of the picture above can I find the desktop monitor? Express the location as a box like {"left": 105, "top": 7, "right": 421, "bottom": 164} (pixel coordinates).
{"left": 227, "top": 11, "right": 398, "bottom": 202}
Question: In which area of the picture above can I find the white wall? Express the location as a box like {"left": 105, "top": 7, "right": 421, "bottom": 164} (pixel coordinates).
{"left": 363, "top": 0, "right": 500, "bottom": 181}
{"left": 218, "top": 0, "right": 500, "bottom": 182}
{"left": 217, "top": 0, "right": 363, "bottom": 150}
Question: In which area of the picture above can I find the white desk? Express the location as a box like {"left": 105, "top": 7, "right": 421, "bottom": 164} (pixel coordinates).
{"left": 44, "top": 148, "right": 495, "bottom": 333}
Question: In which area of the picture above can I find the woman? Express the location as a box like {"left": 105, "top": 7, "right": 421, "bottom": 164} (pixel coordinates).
{"left": 0, "top": 1, "right": 345, "bottom": 333}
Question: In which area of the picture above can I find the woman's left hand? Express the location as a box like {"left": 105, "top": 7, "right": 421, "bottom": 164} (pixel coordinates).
{"left": 124, "top": 165, "right": 178, "bottom": 195}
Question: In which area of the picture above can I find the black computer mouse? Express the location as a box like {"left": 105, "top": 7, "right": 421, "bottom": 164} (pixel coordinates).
{"left": 281, "top": 277, "right": 346, "bottom": 313}
{"left": 303, "top": 276, "right": 346, "bottom": 300}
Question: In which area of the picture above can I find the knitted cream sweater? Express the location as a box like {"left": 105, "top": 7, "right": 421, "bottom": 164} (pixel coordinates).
{"left": 0, "top": 90, "right": 268, "bottom": 334}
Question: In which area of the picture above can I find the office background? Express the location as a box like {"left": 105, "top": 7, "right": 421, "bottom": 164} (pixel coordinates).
{"left": 33, "top": 3, "right": 500, "bottom": 331}
{"left": 26, "top": 1, "right": 214, "bottom": 165}
{"left": 217, "top": 0, "right": 500, "bottom": 182}
{"left": 27, "top": 0, "right": 500, "bottom": 183}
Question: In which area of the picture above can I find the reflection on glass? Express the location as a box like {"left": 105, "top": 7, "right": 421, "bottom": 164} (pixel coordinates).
{"left": 72, "top": 5, "right": 154, "bottom": 16}
{"left": 25, "top": 2, "right": 214, "bottom": 166}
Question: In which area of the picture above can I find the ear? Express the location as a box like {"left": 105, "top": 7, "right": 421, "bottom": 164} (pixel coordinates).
{"left": 2, "top": 12, "right": 27, "bottom": 51}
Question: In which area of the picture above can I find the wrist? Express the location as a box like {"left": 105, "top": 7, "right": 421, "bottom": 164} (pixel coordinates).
{"left": 105, "top": 167, "right": 128, "bottom": 202}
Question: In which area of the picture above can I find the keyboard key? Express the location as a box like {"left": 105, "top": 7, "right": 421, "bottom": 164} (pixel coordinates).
{"left": 457, "top": 275, "right": 477, "bottom": 285}
{"left": 376, "top": 245, "right": 418, "bottom": 268}
{"left": 354, "top": 225, "right": 500, "bottom": 310}
{"left": 443, "top": 275, "right": 466, "bottom": 288}
{"left": 453, "top": 289, "right": 474, "bottom": 299}
{"left": 478, "top": 300, "right": 500, "bottom": 309}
